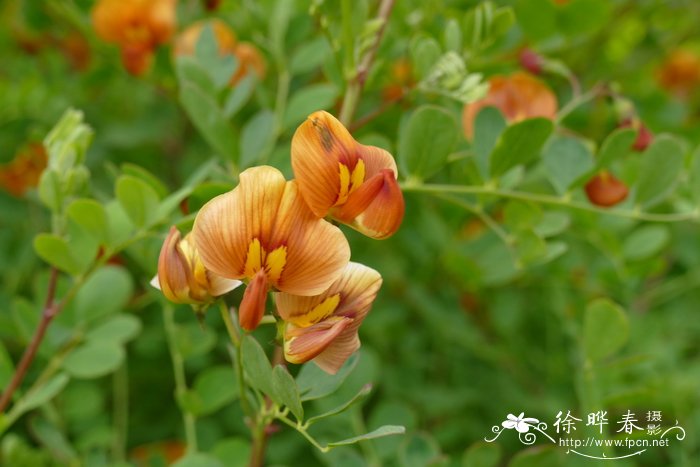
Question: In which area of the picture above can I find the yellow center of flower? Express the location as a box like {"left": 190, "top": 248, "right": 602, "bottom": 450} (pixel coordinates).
{"left": 288, "top": 294, "right": 341, "bottom": 328}
{"left": 243, "top": 238, "right": 287, "bottom": 284}
{"left": 336, "top": 159, "right": 365, "bottom": 206}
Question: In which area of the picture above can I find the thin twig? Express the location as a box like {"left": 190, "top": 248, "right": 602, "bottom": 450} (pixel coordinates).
{"left": 338, "top": 0, "right": 396, "bottom": 126}
{"left": 0, "top": 268, "right": 60, "bottom": 412}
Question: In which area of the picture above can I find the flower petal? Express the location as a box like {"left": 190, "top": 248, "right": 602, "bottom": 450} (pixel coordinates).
{"left": 312, "top": 326, "right": 361, "bottom": 374}
{"left": 193, "top": 166, "right": 286, "bottom": 280}
{"left": 239, "top": 270, "right": 269, "bottom": 330}
{"left": 346, "top": 170, "right": 405, "bottom": 239}
{"left": 502, "top": 420, "right": 517, "bottom": 429}
{"left": 157, "top": 226, "right": 193, "bottom": 303}
{"left": 207, "top": 274, "right": 242, "bottom": 296}
{"left": 268, "top": 180, "right": 350, "bottom": 295}
{"left": 515, "top": 422, "right": 530, "bottom": 433}
{"left": 356, "top": 143, "right": 398, "bottom": 178}
{"left": 275, "top": 262, "right": 382, "bottom": 327}
{"left": 284, "top": 317, "right": 353, "bottom": 364}
{"left": 291, "top": 111, "right": 357, "bottom": 217}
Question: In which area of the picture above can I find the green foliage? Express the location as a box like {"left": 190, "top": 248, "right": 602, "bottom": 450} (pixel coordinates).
{"left": 3, "top": 0, "right": 700, "bottom": 465}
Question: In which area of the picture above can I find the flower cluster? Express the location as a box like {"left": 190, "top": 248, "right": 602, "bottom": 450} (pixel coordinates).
{"left": 174, "top": 19, "right": 266, "bottom": 85}
{"left": 153, "top": 111, "right": 404, "bottom": 373}
{"left": 91, "top": 0, "right": 176, "bottom": 75}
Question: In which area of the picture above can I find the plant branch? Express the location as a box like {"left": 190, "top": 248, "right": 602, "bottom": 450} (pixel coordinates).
{"left": 0, "top": 268, "right": 61, "bottom": 413}
{"left": 402, "top": 182, "right": 699, "bottom": 223}
{"left": 338, "top": 0, "right": 396, "bottom": 126}
{"left": 163, "top": 304, "right": 198, "bottom": 454}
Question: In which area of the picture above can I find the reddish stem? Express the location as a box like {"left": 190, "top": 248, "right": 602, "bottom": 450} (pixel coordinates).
{"left": 0, "top": 268, "right": 62, "bottom": 412}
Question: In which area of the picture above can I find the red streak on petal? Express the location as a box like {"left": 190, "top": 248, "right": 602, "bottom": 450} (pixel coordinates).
{"left": 239, "top": 270, "right": 268, "bottom": 330}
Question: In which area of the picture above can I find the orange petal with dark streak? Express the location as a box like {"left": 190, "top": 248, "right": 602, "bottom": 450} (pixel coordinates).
{"left": 239, "top": 270, "right": 269, "bottom": 330}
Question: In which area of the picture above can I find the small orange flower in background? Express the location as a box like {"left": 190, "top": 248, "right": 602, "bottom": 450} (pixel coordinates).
{"left": 584, "top": 171, "right": 629, "bottom": 207}
{"left": 174, "top": 19, "right": 266, "bottom": 85}
{"left": 657, "top": 49, "right": 700, "bottom": 97}
{"left": 91, "top": 0, "right": 176, "bottom": 75}
{"left": 619, "top": 118, "right": 653, "bottom": 152}
{"left": 193, "top": 166, "right": 351, "bottom": 331}
{"left": 0, "top": 142, "right": 48, "bottom": 197}
{"left": 462, "top": 71, "right": 558, "bottom": 140}
{"left": 382, "top": 58, "right": 415, "bottom": 102}
{"left": 291, "top": 111, "right": 405, "bottom": 240}
{"left": 151, "top": 226, "right": 241, "bottom": 305}
{"left": 276, "top": 262, "right": 382, "bottom": 374}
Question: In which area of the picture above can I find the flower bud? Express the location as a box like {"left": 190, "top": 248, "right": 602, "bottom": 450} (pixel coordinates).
{"left": 584, "top": 171, "right": 628, "bottom": 207}
{"left": 151, "top": 227, "right": 241, "bottom": 305}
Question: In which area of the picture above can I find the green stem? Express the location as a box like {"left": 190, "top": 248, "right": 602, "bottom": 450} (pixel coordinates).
{"left": 112, "top": 361, "right": 129, "bottom": 462}
{"left": 402, "top": 182, "right": 699, "bottom": 223}
{"left": 276, "top": 413, "right": 329, "bottom": 453}
{"left": 556, "top": 83, "right": 606, "bottom": 123}
{"left": 163, "top": 305, "right": 198, "bottom": 454}
{"left": 218, "top": 302, "right": 253, "bottom": 417}
{"left": 350, "top": 409, "right": 382, "bottom": 466}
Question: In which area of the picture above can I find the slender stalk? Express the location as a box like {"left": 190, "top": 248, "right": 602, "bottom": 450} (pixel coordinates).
{"left": 351, "top": 409, "right": 382, "bottom": 467}
{"left": 112, "top": 361, "right": 129, "bottom": 462}
{"left": 402, "top": 182, "right": 699, "bottom": 223}
{"left": 0, "top": 268, "right": 60, "bottom": 412}
{"left": 218, "top": 302, "right": 253, "bottom": 418}
{"left": 338, "top": 0, "right": 396, "bottom": 126}
{"left": 276, "top": 414, "right": 329, "bottom": 453}
{"left": 249, "top": 345, "right": 284, "bottom": 466}
{"left": 162, "top": 305, "right": 198, "bottom": 454}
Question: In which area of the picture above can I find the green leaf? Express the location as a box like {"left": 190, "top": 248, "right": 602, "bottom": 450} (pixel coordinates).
{"left": 597, "top": 128, "right": 635, "bottom": 168}
{"left": 212, "top": 438, "right": 251, "bottom": 467}
{"left": 29, "top": 416, "right": 77, "bottom": 463}
{"left": 307, "top": 384, "right": 372, "bottom": 425}
{"left": 473, "top": 107, "right": 507, "bottom": 179}
{"left": 67, "top": 199, "right": 109, "bottom": 244}
{"left": 463, "top": 441, "right": 502, "bottom": 467}
{"left": 542, "top": 135, "right": 595, "bottom": 194}
{"left": 297, "top": 352, "right": 358, "bottom": 401}
{"left": 284, "top": 83, "right": 339, "bottom": 129}
{"left": 583, "top": 298, "right": 629, "bottom": 362}
{"left": 179, "top": 81, "right": 237, "bottom": 161}
{"left": 399, "top": 433, "right": 443, "bottom": 467}
{"left": 533, "top": 211, "right": 570, "bottom": 238}
{"left": 271, "top": 365, "right": 303, "bottom": 421}
{"left": 398, "top": 106, "right": 459, "bottom": 180}
{"left": 33, "top": 234, "right": 84, "bottom": 275}
{"left": 409, "top": 36, "right": 442, "bottom": 80}
{"left": 86, "top": 314, "right": 142, "bottom": 345}
{"left": 291, "top": 37, "right": 332, "bottom": 75}
{"left": 172, "top": 453, "right": 224, "bottom": 467}
{"left": 194, "top": 24, "right": 238, "bottom": 90}
{"left": 635, "top": 135, "right": 685, "bottom": 207}
{"left": 115, "top": 175, "right": 160, "bottom": 228}
{"left": 444, "top": 19, "right": 462, "bottom": 52}
{"left": 503, "top": 201, "right": 542, "bottom": 231}
{"left": 327, "top": 425, "right": 406, "bottom": 448}
{"left": 514, "top": 230, "right": 547, "bottom": 265}
{"left": 63, "top": 342, "right": 125, "bottom": 379}
{"left": 193, "top": 366, "right": 238, "bottom": 416}
{"left": 223, "top": 75, "right": 256, "bottom": 118}
{"left": 489, "top": 118, "right": 553, "bottom": 179}
{"left": 18, "top": 373, "right": 70, "bottom": 413}
{"left": 74, "top": 266, "right": 133, "bottom": 323}
{"left": 121, "top": 163, "right": 169, "bottom": 199}
{"left": 690, "top": 144, "right": 700, "bottom": 204}
{"left": 241, "top": 336, "right": 274, "bottom": 397}
{"left": 622, "top": 225, "right": 670, "bottom": 261}
{"left": 104, "top": 200, "right": 135, "bottom": 246}
{"left": 240, "top": 110, "right": 275, "bottom": 169}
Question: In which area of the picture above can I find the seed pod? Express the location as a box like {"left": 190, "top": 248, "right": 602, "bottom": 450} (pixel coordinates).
{"left": 585, "top": 171, "right": 629, "bottom": 207}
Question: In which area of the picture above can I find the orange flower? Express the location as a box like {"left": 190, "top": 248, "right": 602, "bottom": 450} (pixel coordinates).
{"left": 91, "top": 0, "right": 176, "bottom": 75}
{"left": 291, "top": 111, "right": 405, "bottom": 239}
{"left": 276, "top": 262, "right": 382, "bottom": 374}
{"left": 192, "top": 166, "right": 351, "bottom": 330}
{"left": 174, "top": 20, "right": 266, "bottom": 85}
{"left": 0, "top": 143, "right": 48, "bottom": 197}
{"left": 657, "top": 49, "right": 700, "bottom": 97}
{"left": 584, "top": 171, "right": 628, "bottom": 207}
{"left": 462, "top": 71, "right": 558, "bottom": 139}
{"left": 151, "top": 226, "right": 241, "bottom": 305}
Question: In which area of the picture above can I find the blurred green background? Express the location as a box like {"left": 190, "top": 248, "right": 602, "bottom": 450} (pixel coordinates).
{"left": 1, "top": 0, "right": 699, "bottom": 466}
